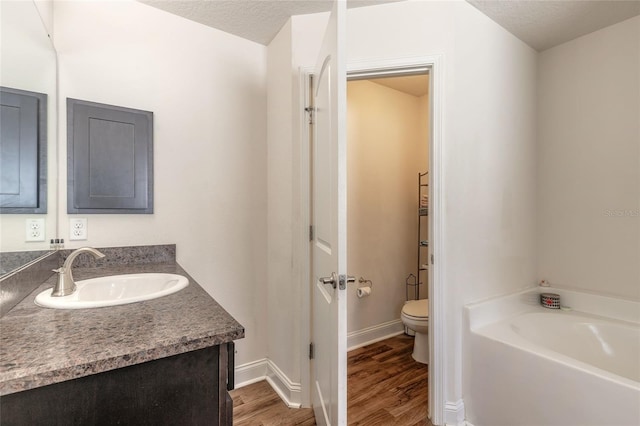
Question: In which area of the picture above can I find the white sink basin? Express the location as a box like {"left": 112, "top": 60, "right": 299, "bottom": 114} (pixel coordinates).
{"left": 35, "top": 273, "right": 189, "bottom": 309}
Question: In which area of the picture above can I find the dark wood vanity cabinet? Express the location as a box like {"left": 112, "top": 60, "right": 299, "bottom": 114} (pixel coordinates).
{"left": 0, "top": 343, "right": 235, "bottom": 426}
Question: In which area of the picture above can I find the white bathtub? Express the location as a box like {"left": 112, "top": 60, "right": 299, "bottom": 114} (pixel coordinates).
{"left": 464, "top": 287, "right": 640, "bottom": 426}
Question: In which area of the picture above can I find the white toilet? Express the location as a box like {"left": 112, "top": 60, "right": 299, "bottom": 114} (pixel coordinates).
{"left": 401, "top": 298, "right": 429, "bottom": 364}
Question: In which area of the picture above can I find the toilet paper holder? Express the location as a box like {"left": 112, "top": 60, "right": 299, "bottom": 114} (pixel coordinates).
{"left": 358, "top": 277, "right": 373, "bottom": 288}
{"left": 357, "top": 277, "right": 373, "bottom": 298}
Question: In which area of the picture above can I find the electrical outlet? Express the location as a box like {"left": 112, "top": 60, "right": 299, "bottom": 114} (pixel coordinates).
{"left": 25, "top": 219, "right": 45, "bottom": 242}
{"left": 69, "top": 218, "right": 88, "bottom": 241}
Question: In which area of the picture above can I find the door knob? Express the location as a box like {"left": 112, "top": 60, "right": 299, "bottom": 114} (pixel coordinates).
{"left": 319, "top": 272, "right": 338, "bottom": 289}
{"left": 319, "top": 273, "right": 356, "bottom": 290}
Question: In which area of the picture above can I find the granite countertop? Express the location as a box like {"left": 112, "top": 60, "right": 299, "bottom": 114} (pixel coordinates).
{"left": 0, "top": 262, "right": 244, "bottom": 396}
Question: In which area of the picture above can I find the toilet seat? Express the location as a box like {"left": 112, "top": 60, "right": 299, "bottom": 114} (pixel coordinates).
{"left": 402, "top": 299, "right": 429, "bottom": 320}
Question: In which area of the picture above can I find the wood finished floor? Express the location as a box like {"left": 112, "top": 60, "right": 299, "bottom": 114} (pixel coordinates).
{"left": 230, "top": 335, "right": 432, "bottom": 426}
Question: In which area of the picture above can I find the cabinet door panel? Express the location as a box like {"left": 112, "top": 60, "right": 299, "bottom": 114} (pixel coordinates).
{"left": 67, "top": 98, "right": 153, "bottom": 214}
{"left": 0, "top": 87, "right": 47, "bottom": 214}
{"left": 1, "top": 346, "right": 220, "bottom": 425}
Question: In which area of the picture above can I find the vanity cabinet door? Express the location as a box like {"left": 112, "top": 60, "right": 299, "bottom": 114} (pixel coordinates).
{"left": 1, "top": 345, "right": 228, "bottom": 425}
{"left": 225, "top": 391, "right": 234, "bottom": 424}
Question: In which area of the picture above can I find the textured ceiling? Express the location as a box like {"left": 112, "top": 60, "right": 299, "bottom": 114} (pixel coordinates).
{"left": 140, "top": 0, "right": 640, "bottom": 50}
{"left": 140, "top": 0, "right": 402, "bottom": 45}
{"left": 467, "top": 0, "right": 640, "bottom": 51}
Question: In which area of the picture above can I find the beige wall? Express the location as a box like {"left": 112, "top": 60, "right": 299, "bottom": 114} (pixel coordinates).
{"left": 537, "top": 16, "right": 640, "bottom": 300}
{"left": 347, "top": 80, "right": 428, "bottom": 333}
{"left": 54, "top": 0, "right": 269, "bottom": 367}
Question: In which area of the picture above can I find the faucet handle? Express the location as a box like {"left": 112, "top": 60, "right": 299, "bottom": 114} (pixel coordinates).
{"left": 52, "top": 267, "right": 63, "bottom": 274}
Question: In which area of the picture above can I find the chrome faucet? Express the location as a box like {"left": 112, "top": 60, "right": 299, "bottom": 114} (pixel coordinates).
{"left": 52, "top": 247, "right": 105, "bottom": 297}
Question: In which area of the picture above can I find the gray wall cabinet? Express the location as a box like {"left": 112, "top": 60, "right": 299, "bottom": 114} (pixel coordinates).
{"left": 0, "top": 87, "right": 47, "bottom": 214}
{"left": 67, "top": 98, "right": 153, "bottom": 214}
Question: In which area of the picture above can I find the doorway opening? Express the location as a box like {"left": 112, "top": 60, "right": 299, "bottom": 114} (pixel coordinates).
{"left": 301, "top": 56, "right": 444, "bottom": 425}
{"left": 345, "top": 72, "right": 431, "bottom": 424}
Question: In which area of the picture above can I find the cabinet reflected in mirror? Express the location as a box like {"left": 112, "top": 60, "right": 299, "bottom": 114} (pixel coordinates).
{"left": 0, "top": 0, "right": 57, "bottom": 277}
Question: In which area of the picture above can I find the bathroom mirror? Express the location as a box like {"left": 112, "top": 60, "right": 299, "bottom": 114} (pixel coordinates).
{"left": 0, "top": 0, "right": 58, "bottom": 276}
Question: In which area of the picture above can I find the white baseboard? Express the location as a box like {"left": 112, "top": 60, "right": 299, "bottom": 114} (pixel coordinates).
{"left": 444, "top": 399, "right": 466, "bottom": 426}
{"left": 347, "top": 319, "right": 405, "bottom": 351}
{"left": 234, "top": 358, "right": 269, "bottom": 388}
{"left": 266, "top": 359, "right": 302, "bottom": 408}
{"left": 234, "top": 358, "right": 302, "bottom": 409}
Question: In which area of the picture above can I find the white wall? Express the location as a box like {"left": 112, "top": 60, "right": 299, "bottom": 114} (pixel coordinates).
{"left": 34, "top": 0, "right": 54, "bottom": 36}
{"left": 262, "top": 13, "right": 330, "bottom": 406}
{"left": 54, "top": 0, "right": 268, "bottom": 367}
{"left": 347, "top": 0, "right": 538, "bottom": 418}
{"left": 266, "top": 18, "right": 299, "bottom": 393}
{"left": 346, "top": 80, "right": 428, "bottom": 333}
{"left": 537, "top": 16, "right": 640, "bottom": 301}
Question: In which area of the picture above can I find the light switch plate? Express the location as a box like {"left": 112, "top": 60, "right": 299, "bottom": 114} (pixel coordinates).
{"left": 25, "top": 218, "right": 45, "bottom": 242}
{"left": 69, "top": 218, "right": 88, "bottom": 240}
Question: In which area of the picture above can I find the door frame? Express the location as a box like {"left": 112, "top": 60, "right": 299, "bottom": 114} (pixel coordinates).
{"left": 298, "top": 55, "right": 446, "bottom": 426}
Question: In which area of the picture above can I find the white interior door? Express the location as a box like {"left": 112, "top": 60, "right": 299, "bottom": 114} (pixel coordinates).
{"left": 310, "top": 1, "right": 347, "bottom": 425}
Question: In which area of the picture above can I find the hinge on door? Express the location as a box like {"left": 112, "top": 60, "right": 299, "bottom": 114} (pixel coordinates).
{"left": 309, "top": 225, "right": 314, "bottom": 241}
{"left": 309, "top": 342, "right": 315, "bottom": 360}
{"left": 305, "top": 106, "right": 315, "bottom": 125}
{"left": 431, "top": 254, "right": 434, "bottom": 265}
